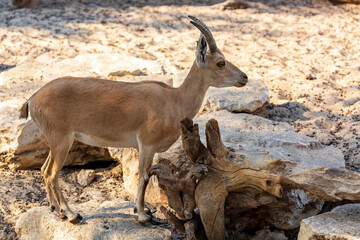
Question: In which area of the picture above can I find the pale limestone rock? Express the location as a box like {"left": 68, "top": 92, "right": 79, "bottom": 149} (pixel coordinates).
{"left": 77, "top": 169, "right": 96, "bottom": 187}
{"left": 113, "top": 111, "right": 345, "bottom": 230}
{"left": 173, "top": 70, "right": 269, "bottom": 113}
{"left": 0, "top": 54, "right": 165, "bottom": 86}
{"left": 79, "top": 189, "right": 106, "bottom": 202}
{"left": 202, "top": 79, "right": 269, "bottom": 113}
{"left": 0, "top": 231, "right": 6, "bottom": 240}
{"left": 15, "top": 200, "right": 171, "bottom": 240}
{"left": 108, "top": 148, "right": 168, "bottom": 205}
{"left": 298, "top": 204, "right": 360, "bottom": 240}
{"left": 194, "top": 111, "right": 344, "bottom": 169}
{"left": 86, "top": 54, "right": 165, "bottom": 77}
{"left": 115, "top": 111, "right": 347, "bottom": 214}
{"left": 1, "top": 119, "right": 114, "bottom": 170}
{"left": 0, "top": 99, "right": 26, "bottom": 155}
{"left": 155, "top": 111, "right": 354, "bottom": 232}
{"left": 15, "top": 119, "right": 48, "bottom": 155}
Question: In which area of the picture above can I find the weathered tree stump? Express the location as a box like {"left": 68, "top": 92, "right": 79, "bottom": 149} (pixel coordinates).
{"left": 151, "top": 118, "right": 282, "bottom": 239}
{"left": 150, "top": 118, "right": 360, "bottom": 239}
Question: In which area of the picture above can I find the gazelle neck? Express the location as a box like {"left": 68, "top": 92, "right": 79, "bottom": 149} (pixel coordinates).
{"left": 177, "top": 62, "right": 210, "bottom": 119}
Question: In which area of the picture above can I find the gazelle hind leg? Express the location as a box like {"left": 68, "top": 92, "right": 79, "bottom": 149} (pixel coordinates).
{"left": 44, "top": 134, "right": 82, "bottom": 223}
{"left": 135, "top": 146, "right": 156, "bottom": 222}
{"left": 41, "top": 152, "right": 63, "bottom": 217}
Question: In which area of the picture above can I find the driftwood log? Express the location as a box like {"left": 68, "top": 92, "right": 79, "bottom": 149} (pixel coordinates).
{"left": 150, "top": 118, "right": 360, "bottom": 239}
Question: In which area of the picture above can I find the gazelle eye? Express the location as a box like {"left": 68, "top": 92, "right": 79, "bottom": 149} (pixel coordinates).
{"left": 217, "top": 61, "right": 225, "bottom": 68}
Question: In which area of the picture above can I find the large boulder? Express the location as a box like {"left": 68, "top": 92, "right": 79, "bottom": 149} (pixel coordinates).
{"left": 194, "top": 111, "right": 344, "bottom": 169}
{"left": 298, "top": 204, "right": 360, "bottom": 240}
{"left": 172, "top": 110, "right": 343, "bottom": 169}
{"left": 1, "top": 119, "right": 114, "bottom": 170}
{"left": 117, "top": 110, "right": 348, "bottom": 231}
{"left": 150, "top": 112, "right": 360, "bottom": 239}
{"left": 108, "top": 148, "right": 168, "bottom": 205}
{"left": 160, "top": 111, "right": 359, "bottom": 233}
{"left": 193, "top": 111, "right": 341, "bottom": 231}
{"left": 0, "top": 54, "right": 165, "bottom": 87}
{"left": 173, "top": 70, "right": 269, "bottom": 113}
{"left": 15, "top": 200, "right": 171, "bottom": 240}
{"left": 202, "top": 78, "right": 269, "bottom": 113}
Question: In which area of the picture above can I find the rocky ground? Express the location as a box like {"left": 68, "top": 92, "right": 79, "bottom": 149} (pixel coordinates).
{"left": 0, "top": 0, "right": 359, "bottom": 239}
{"left": 0, "top": 163, "right": 128, "bottom": 239}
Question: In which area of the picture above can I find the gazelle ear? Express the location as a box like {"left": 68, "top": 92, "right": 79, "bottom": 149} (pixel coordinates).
{"left": 196, "top": 34, "right": 207, "bottom": 67}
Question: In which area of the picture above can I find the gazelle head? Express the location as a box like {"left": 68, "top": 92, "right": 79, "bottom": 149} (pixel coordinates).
{"left": 189, "top": 15, "right": 248, "bottom": 88}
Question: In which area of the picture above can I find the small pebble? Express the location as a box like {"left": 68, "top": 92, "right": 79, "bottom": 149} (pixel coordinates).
{"left": 77, "top": 169, "right": 96, "bottom": 187}
{"left": 305, "top": 74, "right": 315, "bottom": 80}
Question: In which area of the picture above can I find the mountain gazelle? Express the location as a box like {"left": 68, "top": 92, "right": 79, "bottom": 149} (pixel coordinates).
{"left": 19, "top": 16, "right": 248, "bottom": 223}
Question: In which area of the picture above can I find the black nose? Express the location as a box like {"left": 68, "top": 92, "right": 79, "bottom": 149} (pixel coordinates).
{"left": 243, "top": 74, "right": 248, "bottom": 79}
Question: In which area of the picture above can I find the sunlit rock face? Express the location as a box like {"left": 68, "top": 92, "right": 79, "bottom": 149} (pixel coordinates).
{"left": 298, "top": 204, "right": 360, "bottom": 240}
{"left": 108, "top": 148, "right": 169, "bottom": 205}
{"left": 111, "top": 111, "right": 359, "bottom": 235}
{"left": 202, "top": 79, "right": 269, "bottom": 113}
{"left": 1, "top": 118, "right": 113, "bottom": 170}
{"left": 15, "top": 200, "right": 171, "bottom": 240}
{"left": 0, "top": 54, "right": 165, "bottom": 86}
{"left": 173, "top": 70, "right": 269, "bottom": 114}
{"left": 118, "top": 110, "right": 352, "bottom": 232}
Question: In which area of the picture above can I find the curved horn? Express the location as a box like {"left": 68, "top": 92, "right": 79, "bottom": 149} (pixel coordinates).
{"left": 188, "top": 15, "right": 218, "bottom": 53}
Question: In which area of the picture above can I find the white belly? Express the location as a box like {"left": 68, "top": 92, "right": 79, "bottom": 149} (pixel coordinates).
{"left": 74, "top": 132, "right": 138, "bottom": 149}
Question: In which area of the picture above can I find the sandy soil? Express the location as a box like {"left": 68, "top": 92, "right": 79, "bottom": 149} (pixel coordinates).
{"left": 0, "top": 0, "right": 359, "bottom": 239}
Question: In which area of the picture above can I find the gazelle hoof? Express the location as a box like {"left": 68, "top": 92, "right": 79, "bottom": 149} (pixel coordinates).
{"left": 137, "top": 214, "right": 151, "bottom": 223}
{"left": 134, "top": 206, "right": 152, "bottom": 214}
{"left": 58, "top": 213, "right": 68, "bottom": 220}
{"left": 50, "top": 205, "right": 56, "bottom": 212}
{"left": 183, "top": 210, "right": 193, "bottom": 220}
{"left": 68, "top": 213, "right": 83, "bottom": 224}
{"left": 58, "top": 209, "right": 68, "bottom": 220}
{"left": 144, "top": 206, "right": 151, "bottom": 214}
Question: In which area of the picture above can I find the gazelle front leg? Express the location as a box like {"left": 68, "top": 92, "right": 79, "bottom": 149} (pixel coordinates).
{"left": 135, "top": 145, "right": 156, "bottom": 222}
